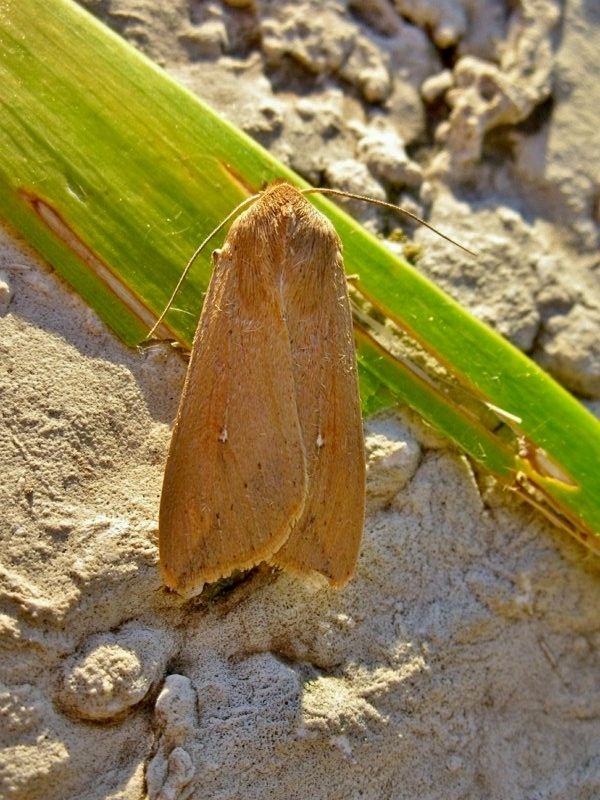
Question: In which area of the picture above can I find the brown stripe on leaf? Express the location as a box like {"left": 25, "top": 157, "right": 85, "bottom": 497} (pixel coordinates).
{"left": 19, "top": 189, "right": 174, "bottom": 340}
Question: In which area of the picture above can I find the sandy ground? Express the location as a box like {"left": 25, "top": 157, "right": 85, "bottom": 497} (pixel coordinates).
{"left": 1, "top": 1, "right": 600, "bottom": 799}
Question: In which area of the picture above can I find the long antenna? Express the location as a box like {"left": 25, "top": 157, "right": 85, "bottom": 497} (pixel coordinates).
{"left": 301, "top": 187, "right": 478, "bottom": 257}
{"left": 146, "top": 193, "right": 260, "bottom": 340}
{"left": 149, "top": 183, "right": 478, "bottom": 340}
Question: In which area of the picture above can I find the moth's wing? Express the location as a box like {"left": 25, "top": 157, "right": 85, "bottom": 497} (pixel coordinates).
{"left": 159, "top": 237, "right": 307, "bottom": 595}
{"left": 270, "top": 197, "right": 365, "bottom": 586}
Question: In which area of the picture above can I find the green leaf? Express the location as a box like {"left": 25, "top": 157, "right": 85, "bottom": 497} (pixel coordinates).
{"left": 1, "top": 0, "right": 599, "bottom": 555}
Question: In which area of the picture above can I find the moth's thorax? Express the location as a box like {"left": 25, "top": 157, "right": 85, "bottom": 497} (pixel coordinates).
{"left": 224, "top": 183, "right": 342, "bottom": 292}
{"left": 232, "top": 184, "right": 339, "bottom": 249}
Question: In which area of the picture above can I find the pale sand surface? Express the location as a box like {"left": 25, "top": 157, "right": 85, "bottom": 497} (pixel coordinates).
{"left": 1, "top": 2, "right": 599, "bottom": 798}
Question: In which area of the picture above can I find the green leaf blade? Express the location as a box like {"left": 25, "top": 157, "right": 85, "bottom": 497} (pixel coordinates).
{"left": 1, "top": 0, "right": 599, "bottom": 552}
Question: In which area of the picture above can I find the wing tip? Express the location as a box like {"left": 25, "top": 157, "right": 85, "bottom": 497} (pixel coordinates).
{"left": 159, "top": 529, "right": 296, "bottom": 598}
{"left": 269, "top": 551, "right": 358, "bottom": 589}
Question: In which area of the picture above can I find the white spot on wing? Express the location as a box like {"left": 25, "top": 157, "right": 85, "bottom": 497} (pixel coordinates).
{"left": 218, "top": 428, "right": 228, "bottom": 443}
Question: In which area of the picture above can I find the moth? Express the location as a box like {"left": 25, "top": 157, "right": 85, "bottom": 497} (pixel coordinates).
{"left": 159, "top": 182, "right": 365, "bottom": 595}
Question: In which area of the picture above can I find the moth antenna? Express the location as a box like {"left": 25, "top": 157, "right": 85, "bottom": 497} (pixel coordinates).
{"left": 147, "top": 193, "right": 261, "bottom": 340}
{"left": 301, "top": 187, "right": 478, "bottom": 258}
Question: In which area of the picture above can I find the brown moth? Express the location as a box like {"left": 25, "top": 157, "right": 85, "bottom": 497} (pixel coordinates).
{"left": 159, "top": 181, "right": 365, "bottom": 595}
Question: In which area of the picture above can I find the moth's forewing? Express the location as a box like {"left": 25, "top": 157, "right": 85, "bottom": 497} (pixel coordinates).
{"left": 159, "top": 201, "right": 308, "bottom": 595}
{"left": 266, "top": 187, "right": 366, "bottom": 585}
{"left": 159, "top": 183, "right": 365, "bottom": 594}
